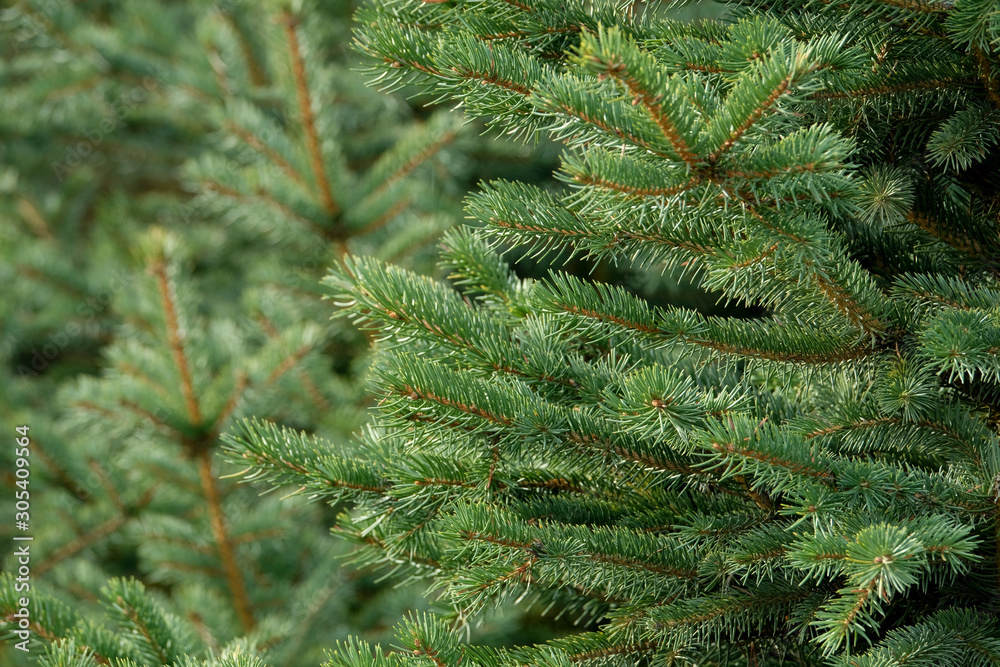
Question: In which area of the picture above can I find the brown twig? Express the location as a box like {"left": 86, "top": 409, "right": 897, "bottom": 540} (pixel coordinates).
{"left": 197, "top": 449, "right": 255, "bottom": 632}
{"left": 282, "top": 13, "right": 339, "bottom": 218}
{"left": 151, "top": 260, "right": 202, "bottom": 426}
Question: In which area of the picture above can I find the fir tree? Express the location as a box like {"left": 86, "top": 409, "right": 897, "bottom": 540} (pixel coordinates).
{"left": 216, "top": 0, "right": 999, "bottom": 665}
{"left": 6, "top": 0, "right": 1000, "bottom": 665}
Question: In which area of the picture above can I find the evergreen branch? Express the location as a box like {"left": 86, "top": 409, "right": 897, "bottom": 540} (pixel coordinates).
{"left": 332, "top": 258, "right": 577, "bottom": 389}
{"left": 91, "top": 460, "right": 126, "bottom": 513}
{"left": 736, "top": 474, "right": 776, "bottom": 512}
{"left": 567, "top": 640, "right": 659, "bottom": 663}
{"left": 361, "top": 115, "right": 460, "bottom": 204}
{"left": 282, "top": 13, "right": 339, "bottom": 218}
{"left": 581, "top": 29, "right": 699, "bottom": 167}
{"left": 412, "top": 477, "right": 475, "bottom": 489}
{"left": 108, "top": 582, "right": 174, "bottom": 666}
{"left": 35, "top": 512, "right": 131, "bottom": 576}
{"left": 710, "top": 74, "right": 791, "bottom": 161}
{"left": 703, "top": 433, "right": 836, "bottom": 483}
{"left": 906, "top": 210, "right": 995, "bottom": 260}
{"left": 30, "top": 436, "right": 91, "bottom": 501}
{"left": 721, "top": 123, "right": 855, "bottom": 184}
{"left": 397, "top": 384, "right": 514, "bottom": 426}
{"left": 39, "top": 629, "right": 114, "bottom": 665}
{"left": 226, "top": 120, "right": 309, "bottom": 189}
{"left": 119, "top": 399, "right": 183, "bottom": 433}
{"left": 728, "top": 243, "right": 780, "bottom": 270}
{"left": 487, "top": 209, "right": 590, "bottom": 238}
{"left": 803, "top": 415, "right": 971, "bottom": 452}
{"left": 566, "top": 430, "right": 702, "bottom": 476}
{"left": 478, "top": 23, "right": 581, "bottom": 41}
{"left": 353, "top": 532, "right": 442, "bottom": 570}
{"left": 484, "top": 554, "right": 541, "bottom": 591}
{"left": 116, "top": 362, "right": 174, "bottom": 406}
{"left": 385, "top": 57, "right": 445, "bottom": 78}
{"left": 565, "top": 107, "right": 671, "bottom": 157}
{"left": 16, "top": 196, "right": 54, "bottom": 240}
{"left": 196, "top": 450, "right": 255, "bottom": 632}
{"left": 910, "top": 289, "right": 977, "bottom": 311}
{"left": 203, "top": 180, "right": 334, "bottom": 241}
{"left": 223, "top": 420, "right": 389, "bottom": 495}
{"left": 450, "top": 66, "right": 532, "bottom": 95}
{"left": 151, "top": 259, "right": 202, "bottom": 426}
{"left": 262, "top": 342, "right": 313, "bottom": 389}
{"left": 520, "top": 477, "right": 589, "bottom": 494}
{"left": 888, "top": 274, "right": 1000, "bottom": 315}
{"left": 221, "top": 11, "right": 268, "bottom": 87}
{"left": 538, "top": 84, "right": 673, "bottom": 157}
{"left": 615, "top": 229, "right": 717, "bottom": 255}
{"left": 459, "top": 530, "right": 534, "bottom": 551}
{"left": 867, "top": 0, "right": 953, "bottom": 12}
{"left": 648, "top": 587, "right": 809, "bottom": 630}
{"left": 402, "top": 407, "right": 481, "bottom": 433}
{"left": 411, "top": 636, "right": 449, "bottom": 667}
{"left": 588, "top": 551, "right": 698, "bottom": 580}
{"left": 470, "top": 556, "right": 541, "bottom": 596}
{"left": 974, "top": 47, "right": 1000, "bottom": 110}
{"left": 453, "top": 507, "right": 702, "bottom": 594}
{"left": 210, "top": 371, "right": 248, "bottom": 435}
{"left": 832, "top": 608, "right": 1000, "bottom": 667}
{"left": 561, "top": 145, "right": 705, "bottom": 199}
{"left": 820, "top": 576, "right": 880, "bottom": 654}
{"left": 917, "top": 309, "right": 1000, "bottom": 383}
{"left": 298, "top": 368, "right": 332, "bottom": 412}
{"left": 725, "top": 164, "right": 822, "bottom": 179}
{"left": 335, "top": 258, "right": 496, "bottom": 351}
{"left": 813, "top": 272, "right": 885, "bottom": 334}
{"left": 1, "top": 575, "right": 78, "bottom": 647}
{"left": 16, "top": 264, "right": 88, "bottom": 300}
{"left": 811, "top": 78, "right": 973, "bottom": 100}
{"left": 558, "top": 303, "right": 660, "bottom": 334}
{"left": 359, "top": 196, "right": 411, "bottom": 236}
{"left": 438, "top": 226, "right": 522, "bottom": 303}
{"left": 738, "top": 208, "right": 885, "bottom": 334}
{"left": 208, "top": 45, "right": 232, "bottom": 100}
{"left": 537, "top": 274, "right": 875, "bottom": 363}
{"left": 501, "top": 0, "right": 533, "bottom": 11}
{"left": 572, "top": 172, "right": 701, "bottom": 197}
{"left": 478, "top": 30, "right": 530, "bottom": 41}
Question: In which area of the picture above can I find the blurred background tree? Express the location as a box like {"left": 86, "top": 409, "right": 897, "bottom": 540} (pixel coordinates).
{"left": 0, "top": 0, "right": 562, "bottom": 663}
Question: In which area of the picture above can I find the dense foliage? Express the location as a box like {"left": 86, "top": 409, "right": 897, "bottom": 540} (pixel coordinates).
{"left": 5, "top": 0, "right": 1000, "bottom": 665}
{"left": 230, "top": 0, "right": 1000, "bottom": 665}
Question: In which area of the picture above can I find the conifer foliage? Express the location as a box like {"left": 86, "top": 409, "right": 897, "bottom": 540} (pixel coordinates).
{"left": 219, "top": 0, "right": 1000, "bottom": 664}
